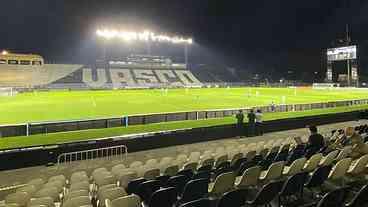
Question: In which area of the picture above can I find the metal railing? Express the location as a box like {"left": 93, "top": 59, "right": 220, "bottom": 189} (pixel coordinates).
{"left": 57, "top": 145, "right": 128, "bottom": 165}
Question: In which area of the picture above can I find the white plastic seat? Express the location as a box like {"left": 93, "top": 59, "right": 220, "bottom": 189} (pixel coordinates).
{"left": 70, "top": 172, "right": 89, "bottom": 184}
{"left": 303, "top": 153, "right": 323, "bottom": 172}
{"left": 27, "top": 197, "right": 54, "bottom": 207}
{"left": 319, "top": 150, "right": 339, "bottom": 166}
{"left": 64, "top": 190, "right": 89, "bottom": 201}
{"left": 27, "top": 179, "right": 45, "bottom": 190}
{"left": 95, "top": 175, "right": 116, "bottom": 187}
{"left": 34, "top": 187, "right": 59, "bottom": 202}
{"left": 145, "top": 159, "right": 158, "bottom": 168}
{"left": 69, "top": 181, "right": 90, "bottom": 192}
{"left": 62, "top": 196, "right": 90, "bottom": 207}
{"left": 129, "top": 161, "right": 143, "bottom": 169}
{"left": 48, "top": 175, "right": 66, "bottom": 185}
{"left": 283, "top": 158, "right": 306, "bottom": 176}
{"left": 97, "top": 187, "right": 127, "bottom": 207}
{"left": 183, "top": 162, "right": 198, "bottom": 171}
{"left": 259, "top": 161, "right": 285, "bottom": 182}
{"left": 235, "top": 166, "right": 261, "bottom": 188}
{"left": 208, "top": 172, "right": 235, "bottom": 196}
{"left": 188, "top": 152, "right": 201, "bottom": 162}
{"left": 117, "top": 172, "right": 137, "bottom": 188}
{"left": 163, "top": 165, "right": 179, "bottom": 176}
{"left": 143, "top": 168, "right": 160, "bottom": 180}
{"left": 328, "top": 158, "right": 352, "bottom": 181}
{"left": 111, "top": 164, "right": 126, "bottom": 176}
{"left": 5, "top": 192, "right": 31, "bottom": 207}
{"left": 200, "top": 158, "right": 215, "bottom": 168}
{"left": 335, "top": 146, "right": 352, "bottom": 161}
{"left": 215, "top": 154, "right": 228, "bottom": 168}
{"left": 43, "top": 180, "right": 64, "bottom": 192}
{"left": 106, "top": 195, "right": 141, "bottom": 207}
{"left": 17, "top": 185, "right": 38, "bottom": 196}
{"left": 347, "top": 154, "right": 368, "bottom": 175}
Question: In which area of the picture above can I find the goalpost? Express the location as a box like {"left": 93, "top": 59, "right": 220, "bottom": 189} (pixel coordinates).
{"left": 0, "top": 87, "right": 16, "bottom": 96}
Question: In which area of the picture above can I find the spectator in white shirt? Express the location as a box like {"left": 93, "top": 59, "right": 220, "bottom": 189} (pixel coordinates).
{"left": 255, "top": 109, "right": 263, "bottom": 135}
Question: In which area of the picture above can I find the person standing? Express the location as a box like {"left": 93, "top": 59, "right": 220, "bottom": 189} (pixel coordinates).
{"left": 247, "top": 109, "right": 256, "bottom": 137}
{"left": 255, "top": 109, "right": 263, "bottom": 135}
{"left": 235, "top": 110, "right": 245, "bottom": 135}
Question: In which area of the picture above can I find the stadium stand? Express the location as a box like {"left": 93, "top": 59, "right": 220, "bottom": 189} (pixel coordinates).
{"left": 0, "top": 55, "right": 203, "bottom": 89}
{"left": 1, "top": 121, "right": 368, "bottom": 207}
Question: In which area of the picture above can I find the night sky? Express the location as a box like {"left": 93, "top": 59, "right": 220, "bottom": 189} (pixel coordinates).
{"left": 1, "top": 0, "right": 368, "bottom": 80}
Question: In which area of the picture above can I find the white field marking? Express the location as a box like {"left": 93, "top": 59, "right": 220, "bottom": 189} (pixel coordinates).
{"left": 91, "top": 96, "right": 97, "bottom": 107}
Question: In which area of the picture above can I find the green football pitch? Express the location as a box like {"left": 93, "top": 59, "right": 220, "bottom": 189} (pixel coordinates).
{"left": 0, "top": 87, "right": 368, "bottom": 125}
{"left": 1, "top": 87, "right": 368, "bottom": 149}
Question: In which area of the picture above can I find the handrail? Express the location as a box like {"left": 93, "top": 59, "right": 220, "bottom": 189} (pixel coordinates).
{"left": 57, "top": 145, "right": 128, "bottom": 165}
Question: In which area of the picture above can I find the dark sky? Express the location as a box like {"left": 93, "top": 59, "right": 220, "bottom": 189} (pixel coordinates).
{"left": 1, "top": 0, "right": 368, "bottom": 78}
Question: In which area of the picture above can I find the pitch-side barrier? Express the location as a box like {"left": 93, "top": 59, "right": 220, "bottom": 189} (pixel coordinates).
{"left": 0, "top": 99, "right": 368, "bottom": 138}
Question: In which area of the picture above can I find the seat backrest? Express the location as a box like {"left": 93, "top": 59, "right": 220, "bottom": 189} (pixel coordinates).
{"left": 320, "top": 150, "right": 339, "bottom": 166}
{"left": 215, "top": 155, "right": 229, "bottom": 168}
{"left": 177, "top": 169, "right": 194, "bottom": 180}
{"left": 263, "top": 161, "right": 284, "bottom": 181}
{"left": 6, "top": 192, "right": 31, "bottom": 207}
{"left": 27, "top": 197, "right": 54, "bottom": 207}
{"left": 180, "top": 179, "right": 208, "bottom": 204}
{"left": 69, "top": 181, "right": 90, "bottom": 192}
{"left": 183, "top": 162, "right": 198, "bottom": 171}
{"left": 328, "top": 158, "right": 352, "bottom": 180}
{"left": 245, "top": 150, "right": 257, "bottom": 161}
{"left": 316, "top": 187, "right": 347, "bottom": 207}
{"left": 280, "top": 172, "right": 308, "bottom": 197}
{"left": 167, "top": 175, "right": 190, "bottom": 195}
{"left": 305, "top": 165, "right": 332, "bottom": 188}
{"left": 118, "top": 172, "right": 137, "bottom": 188}
{"left": 230, "top": 153, "right": 243, "bottom": 166}
{"left": 136, "top": 180, "right": 161, "bottom": 202}
{"left": 304, "top": 153, "right": 323, "bottom": 172}
{"left": 17, "top": 185, "right": 38, "bottom": 196}
{"left": 348, "top": 154, "right": 368, "bottom": 175}
{"left": 145, "top": 159, "right": 158, "bottom": 168}
{"left": 64, "top": 190, "right": 89, "bottom": 201}
{"left": 129, "top": 161, "right": 143, "bottom": 169}
{"left": 95, "top": 175, "right": 116, "bottom": 187}
{"left": 34, "top": 187, "right": 59, "bottom": 201}
{"left": 143, "top": 168, "right": 160, "bottom": 180}
{"left": 237, "top": 166, "right": 261, "bottom": 187}
{"left": 179, "top": 198, "right": 211, "bottom": 207}
{"left": 63, "top": 196, "right": 90, "bottom": 207}
{"left": 252, "top": 180, "right": 284, "bottom": 205}
{"left": 126, "top": 178, "right": 147, "bottom": 195}
{"left": 287, "top": 158, "right": 306, "bottom": 176}
{"left": 188, "top": 152, "right": 201, "bottom": 162}
{"left": 98, "top": 187, "right": 127, "bottom": 207}
{"left": 217, "top": 189, "right": 247, "bottom": 207}
{"left": 164, "top": 165, "right": 179, "bottom": 176}
{"left": 335, "top": 146, "right": 352, "bottom": 161}
{"left": 349, "top": 184, "right": 368, "bottom": 207}
{"left": 43, "top": 180, "right": 64, "bottom": 192}
{"left": 149, "top": 187, "right": 177, "bottom": 207}
{"left": 200, "top": 158, "right": 215, "bottom": 169}
{"left": 210, "top": 172, "right": 235, "bottom": 195}
{"left": 111, "top": 195, "right": 140, "bottom": 207}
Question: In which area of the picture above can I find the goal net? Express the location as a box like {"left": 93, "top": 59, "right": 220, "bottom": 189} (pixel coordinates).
{"left": 0, "top": 87, "right": 16, "bottom": 96}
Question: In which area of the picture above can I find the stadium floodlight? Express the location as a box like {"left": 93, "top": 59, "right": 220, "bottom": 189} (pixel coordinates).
{"left": 96, "top": 29, "right": 193, "bottom": 44}
{"left": 1, "top": 50, "right": 8, "bottom": 55}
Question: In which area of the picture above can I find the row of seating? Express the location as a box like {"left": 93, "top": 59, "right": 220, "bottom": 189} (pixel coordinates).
{"left": 4, "top": 124, "right": 368, "bottom": 207}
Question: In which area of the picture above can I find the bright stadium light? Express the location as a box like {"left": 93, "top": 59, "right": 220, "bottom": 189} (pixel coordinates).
{"left": 1, "top": 50, "right": 9, "bottom": 55}
{"left": 96, "top": 29, "right": 193, "bottom": 44}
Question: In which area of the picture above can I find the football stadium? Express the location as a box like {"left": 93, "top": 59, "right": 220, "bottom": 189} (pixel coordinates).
{"left": 1, "top": 1, "right": 368, "bottom": 207}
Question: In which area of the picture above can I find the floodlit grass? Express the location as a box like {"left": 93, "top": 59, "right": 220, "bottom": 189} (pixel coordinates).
{"left": 0, "top": 87, "right": 368, "bottom": 125}
{"left": 1, "top": 104, "right": 368, "bottom": 150}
